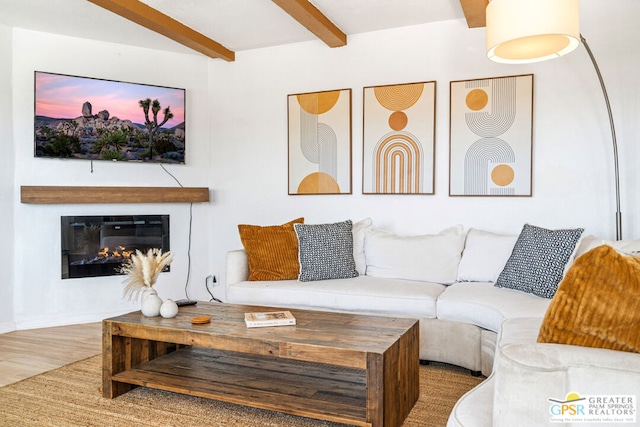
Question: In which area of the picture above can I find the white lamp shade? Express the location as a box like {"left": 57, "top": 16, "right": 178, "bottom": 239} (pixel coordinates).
{"left": 487, "top": 0, "right": 580, "bottom": 64}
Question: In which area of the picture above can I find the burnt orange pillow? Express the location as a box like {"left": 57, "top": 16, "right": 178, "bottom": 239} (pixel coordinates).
{"left": 538, "top": 245, "right": 640, "bottom": 353}
{"left": 238, "top": 218, "right": 304, "bottom": 281}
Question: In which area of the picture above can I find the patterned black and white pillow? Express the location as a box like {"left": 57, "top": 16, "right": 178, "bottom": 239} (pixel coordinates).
{"left": 495, "top": 224, "right": 584, "bottom": 298}
{"left": 294, "top": 220, "right": 359, "bottom": 282}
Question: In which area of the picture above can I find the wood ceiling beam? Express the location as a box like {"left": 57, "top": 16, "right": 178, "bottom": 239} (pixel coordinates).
{"left": 87, "top": 0, "right": 235, "bottom": 61}
{"left": 271, "top": 0, "right": 346, "bottom": 48}
{"left": 459, "top": 0, "right": 488, "bottom": 28}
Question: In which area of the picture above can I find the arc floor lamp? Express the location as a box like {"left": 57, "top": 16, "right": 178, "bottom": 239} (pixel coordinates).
{"left": 485, "top": 0, "right": 622, "bottom": 240}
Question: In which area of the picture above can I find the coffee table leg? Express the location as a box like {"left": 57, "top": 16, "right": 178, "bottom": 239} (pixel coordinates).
{"left": 102, "top": 320, "right": 134, "bottom": 398}
{"left": 102, "top": 320, "right": 180, "bottom": 398}
{"left": 366, "top": 353, "right": 384, "bottom": 427}
{"left": 366, "top": 323, "right": 420, "bottom": 427}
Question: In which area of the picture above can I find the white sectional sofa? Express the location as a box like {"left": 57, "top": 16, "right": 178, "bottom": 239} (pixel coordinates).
{"left": 449, "top": 317, "right": 640, "bottom": 426}
{"left": 225, "top": 219, "right": 640, "bottom": 425}
{"left": 228, "top": 221, "right": 556, "bottom": 376}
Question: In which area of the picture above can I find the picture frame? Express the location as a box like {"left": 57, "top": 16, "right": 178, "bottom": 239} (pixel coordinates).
{"left": 34, "top": 71, "right": 186, "bottom": 164}
{"left": 362, "top": 81, "right": 436, "bottom": 194}
{"left": 449, "top": 74, "right": 533, "bottom": 196}
{"left": 287, "top": 88, "right": 352, "bottom": 195}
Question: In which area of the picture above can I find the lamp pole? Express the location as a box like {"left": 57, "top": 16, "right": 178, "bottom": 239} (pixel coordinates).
{"left": 580, "top": 34, "right": 622, "bottom": 240}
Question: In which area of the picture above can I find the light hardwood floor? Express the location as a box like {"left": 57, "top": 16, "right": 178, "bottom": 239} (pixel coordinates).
{"left": 0, "top": 322, "right": 102, "bottom": 387}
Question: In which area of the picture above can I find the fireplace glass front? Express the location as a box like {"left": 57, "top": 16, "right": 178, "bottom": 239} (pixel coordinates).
{"left": 61, "top": 215, "right": 170, "bottom": 279}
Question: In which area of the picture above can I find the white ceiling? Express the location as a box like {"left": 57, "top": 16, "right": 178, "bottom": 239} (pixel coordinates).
{"left": 0, "top": 0, "right": 467, "bottom": 56}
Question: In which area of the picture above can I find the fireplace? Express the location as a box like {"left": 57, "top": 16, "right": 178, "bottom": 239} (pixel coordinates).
{"left": 61, "top": 215, "right": 170, "bottom": 279}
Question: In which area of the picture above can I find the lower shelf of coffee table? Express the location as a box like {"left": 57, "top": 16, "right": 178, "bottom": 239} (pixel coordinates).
{"left": 111, "top": 346, "right": 369, "bottom": 425}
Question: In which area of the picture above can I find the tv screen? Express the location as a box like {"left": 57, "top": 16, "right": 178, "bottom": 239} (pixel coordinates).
{"left": 34, "top": 71, "right": 186, "bottom": 164}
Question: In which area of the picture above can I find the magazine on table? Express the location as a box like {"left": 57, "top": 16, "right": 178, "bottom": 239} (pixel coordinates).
{"left": 244, "top": 310, "right": 296, "bottom": 328}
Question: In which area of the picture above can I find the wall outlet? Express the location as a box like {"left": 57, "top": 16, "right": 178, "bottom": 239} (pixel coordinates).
{"left": 205, "top": 274, "right": 223, "bottom": 303}
{"left": 206, "top": 275, "right": 217, "bottom": 287}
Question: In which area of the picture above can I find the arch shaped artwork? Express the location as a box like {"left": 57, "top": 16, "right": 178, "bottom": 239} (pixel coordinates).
{"left": 363, "top": 81, "right": 436, "bottom": 194}
{"left": 449, "top": 74, "right": 533, "bottom": 196}
{"left": 373, "top": 133, "right": 423, "bottom": 193}
{"left": 288, "top": 89, "right": 352, "bottom": 195}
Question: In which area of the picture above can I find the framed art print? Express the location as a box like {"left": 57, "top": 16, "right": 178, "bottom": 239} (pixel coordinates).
{"left": 449, "top": 74, "right": 533, "bottom": 196}
{"left": 288, "top": 89, "right": 352, "bottom": 195}
{"left": 362, "top": 81, "right": 436, "bottom": 194}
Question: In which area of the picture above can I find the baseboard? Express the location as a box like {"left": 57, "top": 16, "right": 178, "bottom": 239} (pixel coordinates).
{"left": 0, "top": 321, "right": 16, "bottom": 334}
{"left": 12, "top": 309, "right": 131, "bottom": 331}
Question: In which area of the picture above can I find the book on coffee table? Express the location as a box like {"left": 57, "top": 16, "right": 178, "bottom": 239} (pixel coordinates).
{"left": 244, "top": 311, "right": 296, "bottom": 328}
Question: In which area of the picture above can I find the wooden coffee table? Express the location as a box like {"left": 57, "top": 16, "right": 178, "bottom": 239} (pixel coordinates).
{"left": 103, "top": 302, "right": 419, "bottom": 427}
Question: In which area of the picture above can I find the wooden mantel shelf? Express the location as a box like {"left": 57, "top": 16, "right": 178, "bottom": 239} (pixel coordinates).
{"left": 20, "top": 186, "right": 210, "bottom": 204}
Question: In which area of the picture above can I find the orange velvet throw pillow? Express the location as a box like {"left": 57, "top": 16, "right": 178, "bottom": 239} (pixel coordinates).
{"left": 238, "top": 218, "right": 304, "bottom": 281}
{"left": 538, "top": 245, "right": 640, "bottom": 353}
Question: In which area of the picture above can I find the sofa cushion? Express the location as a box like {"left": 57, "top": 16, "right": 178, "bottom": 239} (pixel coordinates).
{"left": 365, "top": 225, "right": 465, "bottom": 284}
{"left": 575, "top": 235, "right": 640, "bottom": 257}
{"left": 457, "top": 228, "right": 518, "bottom": 282}
{"left": 495, "top": 317, "right": 640, "bottom": 427}
{"left": 294, "top": 220, "right": 359, "bottom": 282}
{"left": 238, "top": 217, "right": 304, "bottom": 281}
{"left": 226, "top": 275, "right": 446, "bottom": 319}
{"left": 495, "top": 224, "right": 584, "bottom": 298}
{"left": 538, "top": 245, "right": 640, "bottom": 353}
{"left": 352, "top": 217, "right": 373, "bottom": 275}
{"left": 437, "top": 282, "right": 551, "bottom": 333}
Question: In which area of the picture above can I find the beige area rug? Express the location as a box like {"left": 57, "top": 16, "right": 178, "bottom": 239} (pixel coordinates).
{"left": 0, "top": 355, "right": 483, "bottom": 427}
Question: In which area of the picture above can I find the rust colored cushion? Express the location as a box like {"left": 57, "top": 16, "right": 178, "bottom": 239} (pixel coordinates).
{"left": 538, "top": 245, "right": 640, "bottom": 353}
{"left": 238, "top": 218, "right": 304, "bottom": 281}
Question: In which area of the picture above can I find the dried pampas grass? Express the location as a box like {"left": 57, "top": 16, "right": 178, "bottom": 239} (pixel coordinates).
{"left": 120, "top": 248, "right": 174, "bottom": 301}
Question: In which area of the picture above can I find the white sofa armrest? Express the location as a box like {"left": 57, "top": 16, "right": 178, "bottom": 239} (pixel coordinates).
{"left": 226, "top": 250, "right": 249, "bottom": 286}
{"left": 494, "top": 340, "right": 640, "bottom": 426}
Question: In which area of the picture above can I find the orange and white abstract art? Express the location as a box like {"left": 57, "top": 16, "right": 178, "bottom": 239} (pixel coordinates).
{"left": 288, "top": 89, "right": 352, "bottom": 195}
{"left": 362, "top": 81, "right": 436, "bottom": 194}
{"left": 449, "top": 74, "right": 533, "bottom": 196}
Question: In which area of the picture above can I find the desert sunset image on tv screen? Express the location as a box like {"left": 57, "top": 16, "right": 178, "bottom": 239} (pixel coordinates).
{"left": 34, "top": 71, "right": 186, "bottom": 164}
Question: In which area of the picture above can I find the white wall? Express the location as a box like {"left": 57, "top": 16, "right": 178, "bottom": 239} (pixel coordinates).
{"left": 207, "top": 1, "right": 640, "bottom": 299}
{"left": 10, "top": 29, "right": 212, "bottom": 329}
{"left": 0, "top": 24, "right": 15, "bottom": 333}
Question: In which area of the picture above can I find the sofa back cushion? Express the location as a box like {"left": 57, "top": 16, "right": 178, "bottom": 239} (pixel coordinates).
{"left": 364, "top": 225, "right": 465, "bottom": 284}
{"left": 457, "top": 228, "right": 518, "bottom": 282}
{"left": 538, "top": 245, "right": 640, "bottom": 353}
{"left": 576, "top": 235, "right": 640, "bottom": 258}
{"left": 238, "top": 217, "right": 303, "bottom": 281}
{"left": 352, "top": 217, "right": 373, "bottom": 275}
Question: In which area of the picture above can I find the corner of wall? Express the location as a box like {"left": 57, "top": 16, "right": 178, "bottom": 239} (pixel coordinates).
{"left": 0, "top": 23, "right": 15, "bottom": 332}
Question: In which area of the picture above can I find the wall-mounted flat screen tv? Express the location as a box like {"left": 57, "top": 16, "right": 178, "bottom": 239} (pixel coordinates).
{"left": 34, "top": 71, "right": 186, "bottom": 164}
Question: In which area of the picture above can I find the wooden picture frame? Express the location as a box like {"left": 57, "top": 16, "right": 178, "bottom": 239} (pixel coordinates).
{"left": 287, "top": 89, "right": 352, "bottom": 195}
{"left": 449, "top": 74, "right": 533, "bottom": 196}
{"left": 362, "top": 81, "right": 436, "bottom": 194}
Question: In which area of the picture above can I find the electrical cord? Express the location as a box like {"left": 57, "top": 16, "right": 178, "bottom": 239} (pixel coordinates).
{"left": 160, "top": 164, "right": 184, "bottom": 188}
{"left": 184, "top": 202, "right": 193, "bottom": 300}
{"left": 160, "top": 164, "right": 194, "bottom": 301}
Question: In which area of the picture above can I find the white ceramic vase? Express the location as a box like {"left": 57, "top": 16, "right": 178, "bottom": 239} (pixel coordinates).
{"left": 141, "top": 287, "right": 158, "bottom": 299}
{"left": 141, "top": 293, "right": 163, "bottom": 317}
{"left": 160, "top": 299, "right": 179, "bottom": 318}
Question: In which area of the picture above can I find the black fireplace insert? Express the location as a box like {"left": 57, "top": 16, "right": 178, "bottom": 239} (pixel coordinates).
{"left": 61, "top": 215, "right": 170, "bottom": 279}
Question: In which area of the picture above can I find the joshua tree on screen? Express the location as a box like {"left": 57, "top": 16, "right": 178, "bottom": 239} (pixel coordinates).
{"left": 139, "top": 98, "right": 173, "bottom": 160}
